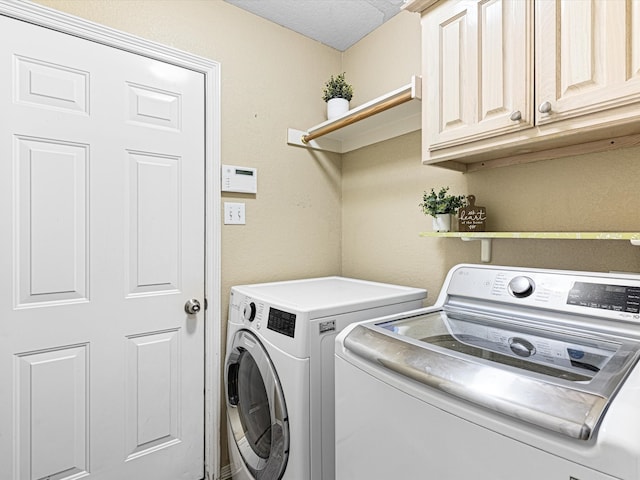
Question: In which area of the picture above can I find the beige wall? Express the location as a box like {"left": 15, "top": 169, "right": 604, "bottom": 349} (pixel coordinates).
{"left": 342, "top": 10, "right": 640, "bottom": 304}
{"left": 342, "top": 10, "right": 422, "bottom": 106}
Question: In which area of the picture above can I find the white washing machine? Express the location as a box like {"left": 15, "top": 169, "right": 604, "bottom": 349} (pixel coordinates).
{"left": 224, "top": 276, "right": 426, "bottom": 480}
{"left": 335, "top": 264, "right": 640, "bottom": 480}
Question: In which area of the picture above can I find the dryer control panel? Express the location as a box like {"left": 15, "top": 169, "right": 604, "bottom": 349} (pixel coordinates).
{"left": 267, "top": 308, "right": 296, "bottom": 338}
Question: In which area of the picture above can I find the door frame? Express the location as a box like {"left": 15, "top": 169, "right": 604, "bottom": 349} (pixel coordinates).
{"left": 0, "top": 2, "right": 222, "bottom": 479}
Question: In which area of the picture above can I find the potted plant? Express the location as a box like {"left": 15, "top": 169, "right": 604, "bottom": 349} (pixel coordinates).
{"left": 419, "top": 187, "right": 467, "bottom": 232}
{"left": 322, "top": 72, "right": 353, "bottom": 119}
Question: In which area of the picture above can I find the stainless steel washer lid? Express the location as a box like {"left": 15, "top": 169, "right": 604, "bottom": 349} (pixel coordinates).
{"left": 343, "top": 309, "right": 640, "bottom": 440}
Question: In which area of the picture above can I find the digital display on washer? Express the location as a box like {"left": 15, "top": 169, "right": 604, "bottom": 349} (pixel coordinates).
{"left": 267, "top": 308, "right": 296, "bottom": 337}
{"left": 567, "top": 282, "right": 640, "bottom": 313}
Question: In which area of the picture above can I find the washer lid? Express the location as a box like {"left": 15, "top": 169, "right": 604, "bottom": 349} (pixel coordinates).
{"left": 343, "top": 309, "right": 640, "bottom": 440}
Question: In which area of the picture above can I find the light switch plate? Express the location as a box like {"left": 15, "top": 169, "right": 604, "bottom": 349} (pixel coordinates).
{"left": 224, "top": 202, "right": 245, "bottom": 225}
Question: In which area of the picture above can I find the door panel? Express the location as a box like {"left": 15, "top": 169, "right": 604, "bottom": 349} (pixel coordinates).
{"left": 16, "top": 344, "right": 89, "bottom": 480}
{"left": 126, "top": 151, "right": 182, "bottom": 295}
{"left": 15, "top": 54, "right": 90, "bottom": 114}
{"left": 15, "top": 137, "right": 89, "bottom": 306}
{"left": 125, "top": 330, "right": 181, "bottom": 459}
{"left": 1, "top": 14, "right": 205, "bottom": 480}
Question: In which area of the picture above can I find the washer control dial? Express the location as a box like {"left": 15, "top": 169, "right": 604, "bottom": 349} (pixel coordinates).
{"left": 242, "top": 301, "right": 257, "bottom": 322}
{"left": 509, "top": 337, "right": 536, "bottom": 357}
{"left": 508, "top": 276, "right": 534, "bottom": 298}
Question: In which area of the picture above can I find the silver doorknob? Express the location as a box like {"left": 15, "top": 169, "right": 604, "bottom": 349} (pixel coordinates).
{"left": 184, "top": 299, "right": 201, "bottom": 314}
{"left": 538, "top": 101, "right": 552, "bottom": 114}
{"left": 510, "top": 110, "right": 522, "bottom": 121}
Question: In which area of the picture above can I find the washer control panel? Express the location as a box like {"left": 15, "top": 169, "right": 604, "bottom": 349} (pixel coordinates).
{"left": 508, "top": 276, "right": 535, "bottom": 298}
{"left": 568, "top": 282, "right": 640, "bottom": 314}
{"left": 446, "top": 265, "right": 640, "bottom": 323}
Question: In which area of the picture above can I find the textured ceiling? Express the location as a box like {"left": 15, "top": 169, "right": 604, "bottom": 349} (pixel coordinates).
{"left": 224, "top": 0, "right": 405, "bottom": 51}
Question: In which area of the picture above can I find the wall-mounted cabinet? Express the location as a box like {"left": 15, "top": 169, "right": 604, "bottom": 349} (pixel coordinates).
{"left": 405, "top": 0, "right": 640, "bottom": 172}
{"left": 287, "top": 76, "right": 421, "bottom": 154}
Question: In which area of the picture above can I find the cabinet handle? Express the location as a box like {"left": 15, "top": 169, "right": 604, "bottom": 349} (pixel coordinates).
{"left": 510, "top": 110, "right": 522, "bottom": 121}
{"left": 538, "top": 101, "right": 552, "bottom": 114}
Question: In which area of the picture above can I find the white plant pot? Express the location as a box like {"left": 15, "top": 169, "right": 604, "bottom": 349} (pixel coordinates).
{"left": 327, "top": 98, "right": 349, "bottom": 119}
{"left": 432, "top": 214, "right": 452, "bottom": 232}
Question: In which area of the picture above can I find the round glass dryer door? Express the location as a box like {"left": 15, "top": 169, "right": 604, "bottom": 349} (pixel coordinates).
{"left": 226, "top": 329, "right": 289, "bottom": 480}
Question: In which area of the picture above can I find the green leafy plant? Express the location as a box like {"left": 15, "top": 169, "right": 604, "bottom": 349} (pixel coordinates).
{"left": 419, "top": 187, "right": 467, "bottom": 217}
{"left": 322, "top": 72, "right": 353, "bottom": 102}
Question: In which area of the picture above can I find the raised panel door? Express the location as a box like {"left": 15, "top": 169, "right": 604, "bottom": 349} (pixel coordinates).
{"left": 424, "top": 0, "right": 532, "bottom": 151}
{"left": 536, "top": 0, "right": 640, "bottom": 124}
{"left": 0, "top": 13, "right": 205, "bottom": 480}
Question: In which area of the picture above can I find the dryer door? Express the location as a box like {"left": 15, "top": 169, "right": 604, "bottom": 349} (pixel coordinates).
{"left": 226, "top": 329, "right": 289, "bottom": 480}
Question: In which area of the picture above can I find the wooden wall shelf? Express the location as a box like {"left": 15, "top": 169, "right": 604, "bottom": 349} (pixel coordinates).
{"left": 420, "top": 231, "right": 640, "bottom": 262}
{"left": 287, "top": 76, "right": 421, "bottom": 154}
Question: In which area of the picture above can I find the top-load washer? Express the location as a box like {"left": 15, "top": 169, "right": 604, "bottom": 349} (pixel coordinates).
{"left": 224, "top": 276, "right": 426, "bottom": 480}
{"left": 335, "top": 264, "right": 640, "bottom": 480}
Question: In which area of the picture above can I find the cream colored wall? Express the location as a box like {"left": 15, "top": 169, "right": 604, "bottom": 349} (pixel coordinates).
{"left": 342, "top": 10, "right": 640, "bottom": 304}
{"left": 342, "top": 10, "right": 421, "bottom": 106}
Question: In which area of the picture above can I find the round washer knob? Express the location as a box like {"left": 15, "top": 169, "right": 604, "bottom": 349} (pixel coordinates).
{"left": 509, "top": 337, "right": 536, "bottom": 357}
{"left": 508, "top": 276, "right": 534, "bottom": 298}
{"left": 242, "top": 302, "right": 257, "bottom": 322}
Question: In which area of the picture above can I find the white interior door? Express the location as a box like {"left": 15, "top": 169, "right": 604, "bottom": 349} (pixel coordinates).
{"left": 0, "top": 12, "right": 206, "bottom": 480}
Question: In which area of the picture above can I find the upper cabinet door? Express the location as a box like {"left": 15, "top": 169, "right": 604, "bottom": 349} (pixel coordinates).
{"left": 536, "top": 0, "right": 640, "bottom": 125}
{"left": 425, "top": 0, "right": 533, "bottom": 151}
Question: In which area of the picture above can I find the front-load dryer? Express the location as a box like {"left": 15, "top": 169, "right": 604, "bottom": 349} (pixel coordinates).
{"left": 224, "top": 276, "right": 426, "bottom": 480}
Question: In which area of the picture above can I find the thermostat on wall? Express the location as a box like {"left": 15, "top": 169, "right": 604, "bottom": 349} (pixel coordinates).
{"left": 222, "top": 164, "right": 257, "bottom": 193}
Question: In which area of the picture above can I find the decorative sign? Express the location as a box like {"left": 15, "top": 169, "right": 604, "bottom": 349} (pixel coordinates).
{"left": 458, "top": 195, "right": 487, "bottom": 232}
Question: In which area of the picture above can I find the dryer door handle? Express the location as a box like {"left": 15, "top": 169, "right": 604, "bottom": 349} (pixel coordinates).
{"left": 227, "top": 363, "right": 239, "bottom": 406}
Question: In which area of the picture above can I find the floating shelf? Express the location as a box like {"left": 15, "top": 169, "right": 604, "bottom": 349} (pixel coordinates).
{"left": 419, "top": 232, "right": 640, "bottom": 263}
{"left": 287, "top": 76, "right": 421, "bottom": 154}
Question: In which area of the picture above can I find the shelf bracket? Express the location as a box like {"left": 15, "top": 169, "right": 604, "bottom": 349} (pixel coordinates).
{"left": 461, "top": 237, "right": 492, "bottom": 262}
